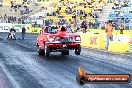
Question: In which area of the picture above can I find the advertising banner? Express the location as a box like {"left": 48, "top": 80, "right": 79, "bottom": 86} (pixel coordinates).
{"left": 0, "top": 23, "right": 12, "bottom": 32}
{"left": 12, "top": 24, "right": 32, "bottom": 33}
{"left": 80, "top": 34, "right": 105, "bottom": 49}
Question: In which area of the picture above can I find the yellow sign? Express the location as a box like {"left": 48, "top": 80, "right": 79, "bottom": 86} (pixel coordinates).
{"left": 80, "top": 33, "right": 105, "bottom": 49}
{"left": 108, "top": 41, "right": 129, "bottom": 53}
{"left": 31, "top": 28, "right": 41, "bottom": 33}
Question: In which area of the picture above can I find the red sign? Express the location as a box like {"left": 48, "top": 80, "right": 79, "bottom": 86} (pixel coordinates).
{"left": 90, "top": 37, "right": 97, "bottom": 45}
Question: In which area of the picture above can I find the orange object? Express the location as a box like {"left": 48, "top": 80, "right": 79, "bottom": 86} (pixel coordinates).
{"left": 78, "top": 66, "right": 86, "bottom": 76}
{"left": 105, "top": 23, "right": 113, "bottom": 36}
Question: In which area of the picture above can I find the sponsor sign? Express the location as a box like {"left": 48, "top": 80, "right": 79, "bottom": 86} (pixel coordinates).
{"left": 0, "top": 23, "right": 12, "bottom": 32}
{"left": 90, "top": 37, "right": 97, "bottom": 45}
{"left": 76, "top": 66, "right": 131, "bottom": 85}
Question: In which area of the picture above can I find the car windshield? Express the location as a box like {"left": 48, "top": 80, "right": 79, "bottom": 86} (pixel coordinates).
{"left": 45, "top": 26, "right": 59, "bottom": 33}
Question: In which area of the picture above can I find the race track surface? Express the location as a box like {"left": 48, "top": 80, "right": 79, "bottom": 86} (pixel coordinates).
{"left": 0, "top": 32, "right": 132, "bottom": 88}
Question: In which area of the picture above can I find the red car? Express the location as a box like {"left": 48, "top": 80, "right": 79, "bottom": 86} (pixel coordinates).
{"left": 36, "top": 26, "right": 81, "bottom": 57}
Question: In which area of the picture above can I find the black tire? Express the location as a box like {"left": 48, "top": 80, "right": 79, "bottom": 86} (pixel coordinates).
{"left": 44, "top": 44, "right": 50, "bottom": 57}
{"left": 75, "top": 45, "right": 81, "bottom": 55}
{"left": 36, "top": 43, "right": 39, "bottom": 47}
{"left": 38, "top": 48, "right": 44, "bottom": 55}
{"left": 62, "top": 50, "right": 69, "bottom": 55}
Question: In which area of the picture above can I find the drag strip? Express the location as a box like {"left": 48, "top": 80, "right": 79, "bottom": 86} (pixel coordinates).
{"left": 0, "top": 33, "right": 132, "bottom": 88}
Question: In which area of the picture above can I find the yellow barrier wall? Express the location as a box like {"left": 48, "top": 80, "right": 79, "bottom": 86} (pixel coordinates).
{"left": 89, "top": 34, "right": 105, "bottom": 49}
{"left": 80, "top": 34, "right": 105, "bottom": 49}
{"left": 13, "top": 24, "right": 32, "bottom": 33}
{"left": 108, "top": 41, "right": 129, "bottom": 53}
{"left": 86, "top": 29, "right": 105, "bottom": 34}
{"left": 86, "top": 29, "right": 132, "bottom": 36}
{"left": 13, "top": 24, "right": 41, "bottom": 33}
{"left": 31, "top": 28, "right": 41, "bottom": 33}
{"left": 80, "top": 34, "right": 90, "bottom": 47}
{"left": 81, "top": 33, "right": 130, "bottom": 53}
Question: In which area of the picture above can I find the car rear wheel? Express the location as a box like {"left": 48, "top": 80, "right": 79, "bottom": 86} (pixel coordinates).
{"left": 38, "top": 48, "right": 45, "bottom": 55}
{"left": 75, "top": 45, "right": 81, "bottom": 55}
{"left": 36, "top": 43, "right": 39, "bottom": 47}
{"left": 62, "top": 50, "right": 69, "bottom": 55}
{"left": 44, "top": 44, "right": 50, "bottom": 57}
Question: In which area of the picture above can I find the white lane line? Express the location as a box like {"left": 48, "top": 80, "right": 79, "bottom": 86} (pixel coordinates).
{"left": 0, "top": 61, "right": 21, "bottom": 88}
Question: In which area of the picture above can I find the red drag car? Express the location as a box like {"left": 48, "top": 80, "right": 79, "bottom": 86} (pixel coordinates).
{"left": 36, "top": 26, "right": 81, "bottom": 57}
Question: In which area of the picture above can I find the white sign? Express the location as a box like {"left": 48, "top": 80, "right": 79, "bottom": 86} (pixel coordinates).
{"left": 104, "top": 34, "right": 131, "bottom": 42}
{"left": 113, "top": 34, "right": 131, "bottom": 42}
{"left": 13, "top": 25, "right": 29, "bottom": 32}
{"left": 37, "top": 19, "right": 44, "bottom": 24}
{"left": 0, "top": 23, "right": 12, "bottom": 32}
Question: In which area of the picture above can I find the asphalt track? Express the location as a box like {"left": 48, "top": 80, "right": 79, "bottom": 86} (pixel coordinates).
{"left": 0, "top": 32, "right": 132, "bottom": 88}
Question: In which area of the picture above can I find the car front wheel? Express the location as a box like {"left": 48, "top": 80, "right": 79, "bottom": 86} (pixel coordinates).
{"left": 75, "top": 45, "right": 81, "bottom": 55}
{"left": 44, "top": 44, "right": 50, "bottom": 57}
{"left": 38, "top": 48, "right": 44, "bottom": 55}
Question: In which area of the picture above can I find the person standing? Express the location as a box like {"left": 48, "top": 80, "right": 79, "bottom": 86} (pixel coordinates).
{"left": 7, "top": 27, "right": 16, "bottom": 40}
{"left": 105, "top": 21, "right": 113, "bottom": 49}
{"left": 22, "top": 26, "right": 26, "bottom": 39}
{"left": 67, "top": 19, "right": 72, "bottom": 33}
{"left": 81, "top": 20, "right": 87, "bottom": 33}
{"left": 119, "top": 23, "right": 124, "bottom": 34}
{"left": 4, "top": 14, "right": 7, "bottom": 23}
{"left": 0, "top": 16, "right": 2, "bottom": 23}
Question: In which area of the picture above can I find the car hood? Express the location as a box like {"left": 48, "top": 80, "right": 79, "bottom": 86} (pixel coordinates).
{"left": 48, "top": 32, "right": 80, "bottom": 38}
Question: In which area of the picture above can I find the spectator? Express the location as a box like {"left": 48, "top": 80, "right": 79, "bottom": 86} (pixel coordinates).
{"left": 107, "top": 0, "right": 113, "bottom": 3}
{"left": 89, "top": 19, "right": 93, "bottom": 29}
{"left": 105, "top": 21, "right": 113, "bottom": 49}
{"left": 81, "top": 20, "right": 87, "bottom": 33}
{"left": 18, "top": 18, "right": 21, "bottom": 24}
{"left": 93, "top": 19, "right": 98, "bottom": 29}
{"left": 10, "top": 1, "right": 14, "bottom": 8}
{"left": 119, "top": 23, "right": 124, "bottom": 34}
{"left": 67, "top": 19, "right": 72, "bottom": 33}
{"left": 125, "top": 18, "right": 130, "bottom": 30}
{"left": 22, "top": 26, "right": 26, "bottom": 39}
{"left": 4, "top": 14, "right": 7, "bottom": 23}
{"left": 0, "top": 1, "right": 2, "bottom": 7}
{"left": 0, "top": 16, "right": 2, "bottom": 23}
